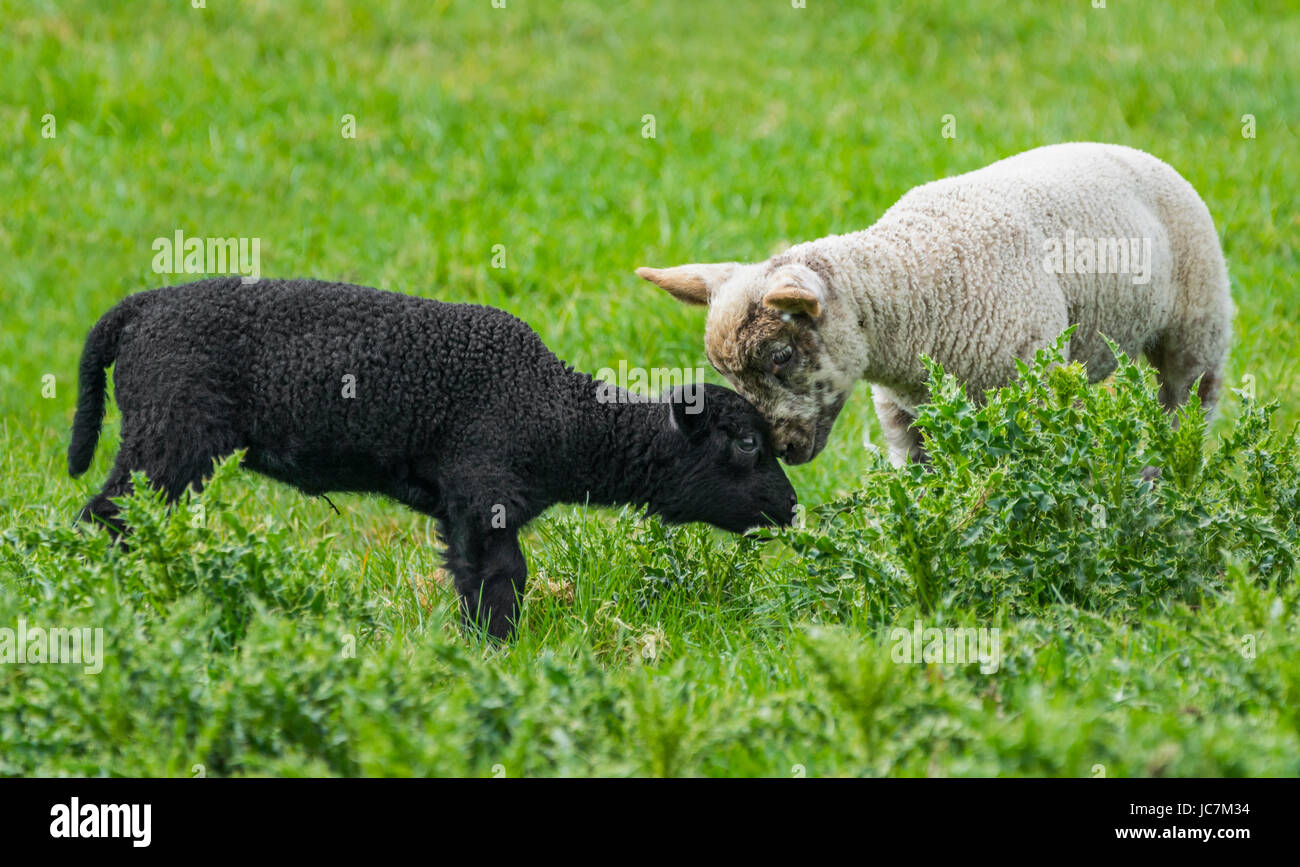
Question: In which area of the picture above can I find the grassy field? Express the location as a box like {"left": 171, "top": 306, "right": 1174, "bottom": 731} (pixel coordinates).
{"left": 1, "top": 0, "right": 1298, "bottom": 776}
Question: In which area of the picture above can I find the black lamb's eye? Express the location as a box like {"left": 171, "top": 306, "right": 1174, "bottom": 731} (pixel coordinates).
{"left": 736, "top": 434, "right": 760, "bottom": 453}
{"left": 771, "top": 344, "right": 794, "bottom": 371}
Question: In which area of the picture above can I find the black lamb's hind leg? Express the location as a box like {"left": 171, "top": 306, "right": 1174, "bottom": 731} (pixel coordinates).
{"left": 443, "top": 522, "right": 528, "bottom": 641}
{"left": 78, "top": 426, "right": 152, "bottom": 540}
{"left": 78, "top": 419, "right": 235, "bottom": 542}
{"left": 79, "top": 463, "right": 134, "bottom": 540}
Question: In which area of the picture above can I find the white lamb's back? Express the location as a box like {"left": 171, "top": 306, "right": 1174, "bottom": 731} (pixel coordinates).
{"left": 864, "top": 142, "right": 1223, "bottom": 384}
{"left": 885, "top": 142, "right": 1195, "bottom": 235}
{"left": 902, "top": 142, "right": 1170, "bottom": 191}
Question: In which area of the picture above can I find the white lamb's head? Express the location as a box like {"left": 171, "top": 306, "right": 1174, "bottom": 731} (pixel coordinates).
{"left": 637, "top": 253, "right": 862, "bottom": 464}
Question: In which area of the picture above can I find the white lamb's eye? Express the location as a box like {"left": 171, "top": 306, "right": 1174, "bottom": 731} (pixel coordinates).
{"left": 771, "top": 344, "right": 794, "bottom": 369}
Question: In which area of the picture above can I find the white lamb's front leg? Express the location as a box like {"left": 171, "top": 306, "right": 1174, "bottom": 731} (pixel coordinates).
{"left": 872, "top": 386, "right": 927, "bottom": 466}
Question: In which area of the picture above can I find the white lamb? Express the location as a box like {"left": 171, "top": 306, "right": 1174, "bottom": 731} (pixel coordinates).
{"left": 637, "top": 142, "right": 1234, "bottom": 466}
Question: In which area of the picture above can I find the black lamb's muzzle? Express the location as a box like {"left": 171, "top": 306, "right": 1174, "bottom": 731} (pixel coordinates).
{"left": 744, "top": 489, "right": 798, "bottom": 532}
{"left": 774, "top": 490, "right": 799, "bottom": 527}
{"left": 662, "top": 493, "right": 794, "bottom": 534}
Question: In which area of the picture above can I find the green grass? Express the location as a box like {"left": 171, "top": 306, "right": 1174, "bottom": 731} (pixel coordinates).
{"left": 1, "top": 0, "right": 1298, "bottom": 776}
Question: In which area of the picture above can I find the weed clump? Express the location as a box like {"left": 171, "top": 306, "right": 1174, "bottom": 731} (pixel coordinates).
{"left": 777, "top": 338, "right": 1298, "bottom": 624}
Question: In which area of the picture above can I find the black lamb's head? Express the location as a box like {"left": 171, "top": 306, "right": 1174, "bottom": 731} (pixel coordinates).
{"left": 651, "top": 384, "right": 797, "bottom": 533}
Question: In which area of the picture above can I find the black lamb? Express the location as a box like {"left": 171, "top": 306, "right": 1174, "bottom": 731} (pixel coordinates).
{"left": 68, "top": 278, "right": 797, "bottom": 638}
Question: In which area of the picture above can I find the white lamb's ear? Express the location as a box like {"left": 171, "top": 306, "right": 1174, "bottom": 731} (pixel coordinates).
{"left": 635, "top": 263, "right": 739, "bottom": 306}
{"left": 762, "top": 265, "right": 825, "bottom": 318}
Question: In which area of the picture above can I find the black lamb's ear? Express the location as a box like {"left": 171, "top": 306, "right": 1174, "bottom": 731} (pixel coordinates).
{"left": 666, "top": 384, "right": 708, "bottom": 438}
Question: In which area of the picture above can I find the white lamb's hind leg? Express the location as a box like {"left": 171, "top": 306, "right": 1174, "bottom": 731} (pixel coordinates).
{"left": 1149, "top": 321, "right": 1230, "bottom": 418}
{"left": 1148, "top": 245, "right": 1233, "bottom": 418}
{"left": 872, "top": 386, "right": 927, "bottom": 466}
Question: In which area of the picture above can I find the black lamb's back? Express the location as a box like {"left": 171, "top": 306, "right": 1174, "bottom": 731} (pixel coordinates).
{"left": 112, "top": 278, "right": 573, "bottom": 478}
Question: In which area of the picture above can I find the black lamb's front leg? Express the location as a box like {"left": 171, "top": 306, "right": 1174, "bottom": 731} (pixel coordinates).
{"left": 443, "top": 522, "right": 528, "bottom": 641}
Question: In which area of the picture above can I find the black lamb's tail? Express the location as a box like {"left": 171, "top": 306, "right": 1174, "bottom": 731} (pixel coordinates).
{"left": 68, "top": 301, "right": 134, "bottom": 477}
